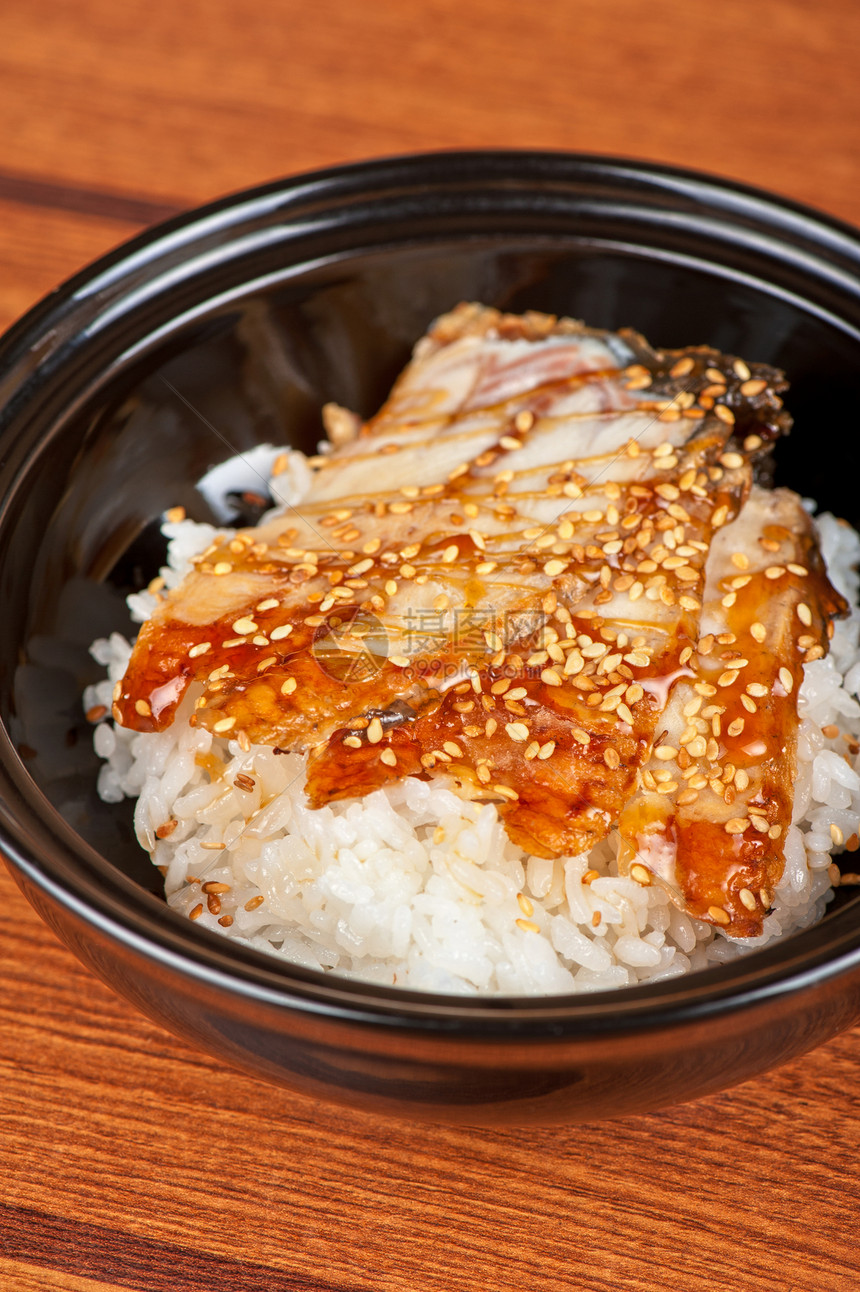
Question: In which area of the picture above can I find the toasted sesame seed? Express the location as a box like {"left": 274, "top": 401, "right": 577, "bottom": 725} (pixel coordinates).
{"left": 343, "top": 735, "right": 362, "bottom": 749}
{"left": 213, "top": 716, "right": 236, "bottom": 733}
{"left": 654, "top": 745, "right": 678, "bottom": 761}
{"left": 244, "top": 895, "right": 265, "bottom": 912}
{"left": 778, "top": 667, "right": 794, "bottom": 693}
{"left": 740, "top": 378, "right": 768, "bottom": 397}
{"left": 443, "top": 740, "right": 464, "bottom": 757}
{"left": 500, "top": 435, "right": 522, "bottom": 451}
{"left": 543, "top": 559, "right": 567, "bottom": 577}
{"left": 135, "top": 699, "right": 152, "bottom": 717}
{"left": 516, "top": 917, "right": 539, "bottom": 933}
{"left": 717, "top": 670, "right": 740, "bottom": 688}
{"left": 714, "top": 405, "right": 735, "bottom": 427}
{"left": 630, "top": 863, "right": 652, "bottom": 886}
{"left": 719, "top": 452, "right": 744, "bottom": 470}
{"left": 708, "top": 905, "right": 731, "bottom": 925}
{"left": 367, "top": 717, "right": 384, "bottom": 744}
{"left": 537, "top": 740, "right": 556, "bottom": 760}
{"left": 231, "top": 617, "right": 258, "bottom": 636}
{"left": 724, "top": 818, "right": 748, "bottom": 834}
{"left": 505, "top": 722, "right": 530, "bottom": 743}
{"left": 189, "top": 903, "right": 204, "bottom": 921}
{"left": 213, "top": 561, "right": 233, "bottom": 575}
{"left": 379, "top": 748, "right": 397, "bottom": 768}
{"left": 540, "top": 668, "right": 562, "bottom": 687}
{"left": 268, "top": 625, "right": 293, "bottom": 646}
{"left": 280, "top": 677, "right": 297, "bottom": 696}
{"left": 200, "top": 840, "right": 226, "bottom": 851}
{"left": 494, "top": 784, "right": 519, "bottom": 800}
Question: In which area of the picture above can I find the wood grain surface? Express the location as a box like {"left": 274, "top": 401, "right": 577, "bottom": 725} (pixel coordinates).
{"left": 2, "top": 2, "right": 859, "bottom": 1288}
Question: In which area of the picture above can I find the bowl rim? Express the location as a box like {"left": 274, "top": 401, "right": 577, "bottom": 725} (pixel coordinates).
{"left": 2, "top": 146, "right": 860, "bottom": 1036}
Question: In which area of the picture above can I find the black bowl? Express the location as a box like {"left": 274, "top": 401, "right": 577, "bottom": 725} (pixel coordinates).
{"left": 2, "top": 150, "right": 860, "bottom": 1125}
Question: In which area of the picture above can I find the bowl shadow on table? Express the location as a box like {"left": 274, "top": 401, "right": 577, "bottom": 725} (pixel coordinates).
{"left": 4, "top": 153, "right": 860, "bottom": 1123}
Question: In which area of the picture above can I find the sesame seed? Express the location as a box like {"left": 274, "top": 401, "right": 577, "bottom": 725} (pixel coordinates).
{"left": 380, "top": 749, "right": 397, "bottom": 767}
{"left": 500, "top": 436, "right": 522, "bottom": 451}
{"left": 654, "top": 745, "right": 678, "bottom": 761}
{"left": 280, "top": 677, "right": 297, "bottom": 696}
{"left": 189, "top": 903, "right": 204, "bottom": 921}
{"left": 719, "top": 452, "right": 744, "bottom": 470}
{"left": 708, "top": 905, "right": 731, "bottom": 925}
{"left": 714, "top": 405, "right": 735, "bottom": 427}
{"left": 231, "top": 617, "right": 258, "bottom": 635}
{"left": 732, "top": 358, "right": 751, "bottom": 380}
{"left": 516, "top": 918, "right": 539, "bottom": 933}
{"left": 367, "top": 717, "right": 384, "bottom": 744}
{"left": 213, "top": 716, "right": 236, "bottom": 733}
{"left": 443, "top": 741, "right": 464, "bottom": 757}
{"left": 541, "top": 668, "right": 562, "bottom": 687}
{"left": 778, "top": 667, "right": 794, "bottom": 693}
{"left": 543, "top": 559, "right": 567, "bottom": 577}
{"left": 134, "top": 699, "right": 152, "bottom": 717}
{"left": 213, "top": 562, "right": 233, "bottom": 575}
{"left": 505, "top": 722, "right": 530, "bottom": 743}
{"left": 740, "top": 378, "right": 768, "bottom": 397}
{"left": 343, "top": 735, "right": 362, "bottom": 749}
{"left": 537, "top": 741, "right": 556, "bottom": 760}
{"left": 724, "top": 818, "right": 748, "bottom": 834}
{"left": 348, "top": 558, "right": 374, "bottom": 576}
{"left": 494, "top": 785, "right": 519, "bottom": 800}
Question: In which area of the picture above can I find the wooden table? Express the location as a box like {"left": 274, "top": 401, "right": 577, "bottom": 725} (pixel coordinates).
{"left": 2, "top": 2, "right": 859, "bottom": 1288}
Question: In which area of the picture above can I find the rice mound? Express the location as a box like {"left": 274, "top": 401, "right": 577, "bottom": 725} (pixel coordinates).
{"left": 86, "top": 473, "right": 860, "bottom": 996}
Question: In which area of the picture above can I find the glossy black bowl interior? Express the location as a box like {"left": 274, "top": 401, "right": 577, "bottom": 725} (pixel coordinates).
{"left": 2, "top": 150, "right": 860, "bottom": 1124}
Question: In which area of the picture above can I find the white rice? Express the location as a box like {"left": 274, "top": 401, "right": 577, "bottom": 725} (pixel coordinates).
{"left": 85, "top": 461, "right": 860, "bottom": 996}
